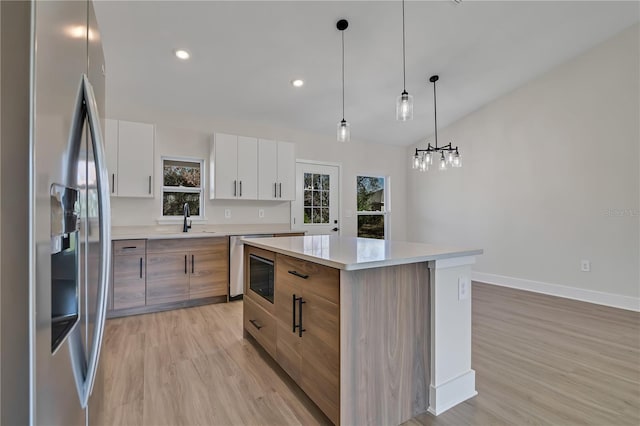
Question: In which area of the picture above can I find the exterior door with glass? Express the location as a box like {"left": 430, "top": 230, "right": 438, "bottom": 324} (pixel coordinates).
{"left": 291, "top": 162, "right": 340, "bottom": 235}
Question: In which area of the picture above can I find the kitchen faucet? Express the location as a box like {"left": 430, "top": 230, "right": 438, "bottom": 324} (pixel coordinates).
{"left": 183, "top": 202, "right": 191, "bottom": 232}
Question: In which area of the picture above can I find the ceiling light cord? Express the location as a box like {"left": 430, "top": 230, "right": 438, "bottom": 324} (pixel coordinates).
{"left": 342, "top": 30, "right": 345, "bottom": 121}
{"left": 402, "top": 0, "right": 406, "bottom": 91}
{"left": 433, "top": 78, "right": 437, "bottom": 148}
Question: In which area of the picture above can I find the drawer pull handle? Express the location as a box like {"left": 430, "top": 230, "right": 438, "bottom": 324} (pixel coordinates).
{"left": 288, "top": 270, "right": 309, "bottom": 279}
{"left": 121, "top": 246, "right": 137, "bottom": 250}
{"left": 249, "top": 319, "right": 263, "bottom": 330}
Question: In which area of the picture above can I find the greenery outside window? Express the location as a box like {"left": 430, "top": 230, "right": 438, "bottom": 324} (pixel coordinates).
{"left": 162, "top": 158, "right": 204, "bottom": 218}
{"left": 356, "top": 175, "right": 388, "bottom": 239}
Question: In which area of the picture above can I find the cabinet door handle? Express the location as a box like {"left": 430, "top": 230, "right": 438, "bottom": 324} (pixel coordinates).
{"left": 191, "top": 254, "right": 194, "bottom": 274}
{"left": 111, "top": 174, "right": 115, "bottom": 193}
{"left": 148, "top": 176, "right": 151, "bottom": 194}
{"left": 239, "top": 180, "right": 242, "bottom": 197}
{"left": 184, "top": 255, "right": 187, "bottom": 274}
{"left": 249, "top": 319, "right": 263, "bottom": 330}
{"left": 139, "top": 257, "right": 143, "bottom": 279}
{"left": 298, "top": 297, "right": 306, "bottom": 337}
{"left": 233, "top": 180, "right": 237, "bottom": 197}
{"left": 121, "top": 246, "right": 137, "bottom": 250}
{"left": 279, "top": 182, "right": 282, "bottom": 198}
{"left": 292, "top": 294, "right": 296, "bottom": 332}
{"left": 274, "top": 182, "right": 277, "bottom": 198}
{"left": 288, "top": 270, "right": 309, "bottom": 279}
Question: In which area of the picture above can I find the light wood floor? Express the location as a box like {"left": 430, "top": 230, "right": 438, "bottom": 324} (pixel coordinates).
{"left": 96, "top": 283, "right": 640, "bottom": 425}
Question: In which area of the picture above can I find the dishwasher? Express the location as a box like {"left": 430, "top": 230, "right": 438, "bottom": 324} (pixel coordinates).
{"left": 229, "top": 234, "right": 273, "bottom": 298}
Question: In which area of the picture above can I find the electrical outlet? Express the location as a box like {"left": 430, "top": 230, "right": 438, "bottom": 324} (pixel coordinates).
{"left": 581, "top": 260, "right": 591, "bottom": 272}
{"left": 224, "top": 209, "right": 231, "bottom": 219}
{"left": 458, "top": 277, "right": 470, "bottom": 301}
{"left": 258, "top": 209, "right": 265, "bottom": 218}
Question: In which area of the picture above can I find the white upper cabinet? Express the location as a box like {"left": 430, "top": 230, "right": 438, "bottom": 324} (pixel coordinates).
{"left": 277, "top": 141, "right": 295, "bottom": 200}
{"left": 258, "top": 139, "right": 295, "bottom": 201}
{"left": 104, "top": 119, "right": 119, "bottom": 195}
{"left": 105, "top": 119, "right": 155, "bottom": 198}
{"left": 210, "top": 133, "right": 258, "bottom": 200}
{"left": 258, "top": 139, "right": 278, "bottom": 199}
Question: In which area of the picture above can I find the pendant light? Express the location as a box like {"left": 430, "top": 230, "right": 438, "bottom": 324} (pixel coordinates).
{"left": 396, "top": 0, "right": 413, "bottom": 121}
{"left": 411, "top": 75, "right": 462, "bottom": 171}
{"left": 337, "top": 19, "right": 350, "bottom": 142}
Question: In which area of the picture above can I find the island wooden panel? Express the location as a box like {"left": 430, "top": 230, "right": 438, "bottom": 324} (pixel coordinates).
{"left": 275, "top": 280, "right": 302, "bottom": 383}
{"left": 340, "top": 262, "right": 430, "bottom": 426}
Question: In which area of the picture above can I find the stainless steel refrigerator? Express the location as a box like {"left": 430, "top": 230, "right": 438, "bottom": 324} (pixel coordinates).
{"left": 0, "top": 1, "right": 111, "bottom": 424}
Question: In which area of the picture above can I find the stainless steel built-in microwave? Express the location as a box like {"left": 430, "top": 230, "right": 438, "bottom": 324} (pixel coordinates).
{"left": 248, "top": 254, "right": 274, "bottom": 303}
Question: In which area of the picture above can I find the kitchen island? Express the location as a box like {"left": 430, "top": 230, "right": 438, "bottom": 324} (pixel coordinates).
{"left": 242, "top": 235, "right": 483, "bottom": 425}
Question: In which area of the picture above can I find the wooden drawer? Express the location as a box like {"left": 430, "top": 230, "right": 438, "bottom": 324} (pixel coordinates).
{"left": 147, "top": 237, "right": 227, "bottom": 254}
{"left": 276, "top": 254, "right": 339, "bottom": 304}
{"left": 113, "top": 239, "right": 146, "bottom": 256}
{"left": 244, "top": 296, "right": 276, "bottom": 357}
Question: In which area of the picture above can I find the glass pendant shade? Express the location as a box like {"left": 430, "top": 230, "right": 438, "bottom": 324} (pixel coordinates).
{"left": 439, "top": 153, "right": 447, "bottom": 171}
{"left": 396, "top": 91, "right": 414, "bottom": 121}
{"left": 420, "top": 156, "right": 428, "bottom": 172}
{"left": 337, "top": 120, "right": 350, "bottom": 142}
{"left": 447, "top": 150, "right": 454, "bottom": 164}
{"left": 425, "top": 151, "right": 433, "bottom": 165}
{"left": 412, "top": 153, "right": 420, "bottom": 169}
{"left": 453, "top": 152, "right": 462, "bottom": 168}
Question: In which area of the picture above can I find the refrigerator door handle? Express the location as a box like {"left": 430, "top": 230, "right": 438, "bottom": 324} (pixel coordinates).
{"left": 68, "top": 74, "right": 111, "bottom": 409}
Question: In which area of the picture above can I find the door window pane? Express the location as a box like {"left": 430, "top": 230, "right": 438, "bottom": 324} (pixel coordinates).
{"left": 303, "top": 172, "right": 330, "bottom": 224}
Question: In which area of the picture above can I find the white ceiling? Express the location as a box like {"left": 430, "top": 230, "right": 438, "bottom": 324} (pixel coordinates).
{"left": 94, "top": 1, "right": 639, "bottom": 147}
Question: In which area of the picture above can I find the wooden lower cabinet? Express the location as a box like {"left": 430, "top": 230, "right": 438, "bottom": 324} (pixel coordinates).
{"left": 112, "top": 239, "right": 146, "bottom": 310}
{"left": 146, "top": 252, "right": 190, "bottom": 305}
{"left": 244, "top": 249, "right": 340, "bottom": 424}
{"left": 147, "top": 237, "right": 229, "bottom": 305}
{"left": 189, "top": 246, "right": 229, "bottom": 299}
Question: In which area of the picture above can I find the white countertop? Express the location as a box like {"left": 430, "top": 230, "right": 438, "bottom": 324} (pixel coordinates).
{"left": 111, "top": 224, "right": 300, "bottom": 240}
{"left": 243, "top": 235, "right": 483, "bottom": 271}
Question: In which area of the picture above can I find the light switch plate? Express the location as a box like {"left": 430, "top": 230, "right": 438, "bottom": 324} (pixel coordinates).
{"left": 224, "top": 209, "right": 231, "bottom": 219}
{"left": 258, "top": 209, "right": 265, "bottom": 218}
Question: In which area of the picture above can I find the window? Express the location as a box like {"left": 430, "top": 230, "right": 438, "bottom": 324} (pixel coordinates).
{"left": 162, "top": 158, "right": 204, "bottom": 217}
{"left": 356, "top": 176, "right": 388, "bottom": 239}
{"left": 303, "top": 172, "right": 330, "bottom": 224}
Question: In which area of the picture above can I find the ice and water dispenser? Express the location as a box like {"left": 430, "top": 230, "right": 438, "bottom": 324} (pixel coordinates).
{"left": 50, "top": 184, "right": 80, "bottom": 353}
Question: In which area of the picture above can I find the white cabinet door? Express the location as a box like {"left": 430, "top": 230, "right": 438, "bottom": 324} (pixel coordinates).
{"left": 104, "top": 119, "right": 119, "bottom": 196}
{"left": 211, "top": 133, "right": 238, "bottom": 199}
{"left": 277, "top": 141, "right": 295, "bottom": 201}
{"left": 237, "top": 136, "right": 258, "bottom": 199}
{"left": 258, "top": 139, "right": 278, "bottom": 200}
{"left": 117, "top": 120, "right": 154, "bottom": 198}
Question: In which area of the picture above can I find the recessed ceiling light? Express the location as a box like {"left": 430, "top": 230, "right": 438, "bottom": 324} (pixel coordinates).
{"left": 174, "top": 49, "right": 191, "bottom": 60}
{"left": 291, "top": 79, "right": 304, "bottom": 88}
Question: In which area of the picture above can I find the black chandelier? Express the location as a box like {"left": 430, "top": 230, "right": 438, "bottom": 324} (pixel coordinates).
{"left": 412, "top": 75, "right": 461, "bottom": 171}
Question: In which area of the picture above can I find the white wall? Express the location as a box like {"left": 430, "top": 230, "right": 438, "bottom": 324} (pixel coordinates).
{"left": 407, "top": 25, "right": 639, "bottom": 308}
{"left": 106, "top": 109, "right": 408, "bottom": 240}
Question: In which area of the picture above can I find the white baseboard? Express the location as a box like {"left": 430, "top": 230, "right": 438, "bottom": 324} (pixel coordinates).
{"left": 427, "top": 370, "right": 477, "bottom": 416}
{"left": 472, "top": 271, "right": 640, "bottom": 312}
